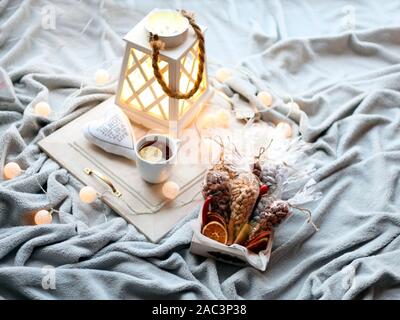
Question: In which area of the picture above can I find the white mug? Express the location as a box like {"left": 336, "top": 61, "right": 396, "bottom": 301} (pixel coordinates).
{"left": 133, "top": 134, "right": 180, "bottom": 184}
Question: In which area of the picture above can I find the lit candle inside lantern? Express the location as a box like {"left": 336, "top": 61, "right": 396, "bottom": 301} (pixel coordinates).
{"left": 95, "top": 69, "right": 110, "bottom": 86}
{"left": 146, "top": 10, "right": 188, "bottom": 36}
{"left": 145, "top": 9, "right": 189, "bottom": 48}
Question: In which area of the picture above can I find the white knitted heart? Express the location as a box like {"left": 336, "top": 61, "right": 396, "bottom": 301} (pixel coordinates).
{"left": 83, "top": 106, "right": 136, "bottom": 160}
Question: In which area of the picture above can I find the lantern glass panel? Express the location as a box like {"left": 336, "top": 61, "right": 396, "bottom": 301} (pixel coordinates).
{"left": 120, "top": 47, "right": 170, "bottom": 120}
{"left": 115, "top": 11, "right": 210, "bottom": 134}
{"left": 178, "top": 42, "right": 207, "bottom": 118}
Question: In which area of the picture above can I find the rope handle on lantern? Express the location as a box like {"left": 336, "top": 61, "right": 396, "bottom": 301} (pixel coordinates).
{"left": 149, "top": 10, "right": 205, "bottom": 100}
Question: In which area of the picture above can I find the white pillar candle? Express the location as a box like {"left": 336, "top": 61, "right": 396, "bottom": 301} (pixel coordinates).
{"left": 34, "top": 101, "right": 51, "bottom": 117}
{"left": 3, "top": 162, "right": 22, "bottom": 180}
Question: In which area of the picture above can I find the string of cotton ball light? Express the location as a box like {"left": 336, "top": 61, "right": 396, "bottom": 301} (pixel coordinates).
{"left": 32, "top": 64, "right": 116, "bottom": 119}
{"left": 235, "top": 65, "right": 301, "bottom": 113}
{"left": 33, "top": 175, "right": 108, "bottom": 225}
{"left": 3, "top": 161, "right": 23, "bottom": 180}
{"left": 2, "top": 160, "right": 109, "bottom": 224}
{"left": 19, "top": 3, "right": 117, "bottom": 117}
{"left": 214, "top": 65, "right": 274, "bottom": 108}
{"left": 212, "top": 64, "right": 300, "bottom": 139}
{"left": 4, "top": 163, "right": 200, "bottom": 222}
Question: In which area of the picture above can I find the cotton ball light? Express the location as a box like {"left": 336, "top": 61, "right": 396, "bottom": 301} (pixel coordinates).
{"left": 257, "top": 91, "right": 273, "bottom": 107}
{"left": 3, "top": 162, "right": 22, "bottom": 180}
{"left": 95, "top": 69, "right": 110, "bottom": 86}
{"left": 216, "top": 109, "right": 231, "bottom": 128}
{"left": 79, "top": 186, "right": 97, "bottom": 204}
{"left": 276, "top": 122, "right": 292, "bottom": 139}
{"left": 34, "top": 209, "right": 52, "bottom": 225}
{"left": 201, "top": 113, "right": 217, "bottom": 129}
{"left": 216, "top": 68, "right": 232, "bottom": 84}
{"left": 162, "top": 181, "right": 180, "bottom": 200}
{"left": 34, "top": 101, "right": 51, "bottom": 117}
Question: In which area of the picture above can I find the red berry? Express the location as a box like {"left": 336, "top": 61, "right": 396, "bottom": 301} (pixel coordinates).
{"left": 202, "top": 196, "right": 212, "bottom": 226}
{"left": 259, "top": 185, "right": 269, "bottom": 196}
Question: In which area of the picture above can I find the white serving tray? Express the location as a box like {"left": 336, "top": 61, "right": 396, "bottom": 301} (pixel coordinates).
{"left": 39, "top": 96, "right": 207, "bottom": 242}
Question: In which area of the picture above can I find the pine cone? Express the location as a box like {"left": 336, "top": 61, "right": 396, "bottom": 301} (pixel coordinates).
{"left": 248, "top": 200, "right": 290, "bottom": 241}
{"left": 251, "top": 195, "right": 275, "bottom": 222}
{"left": 228, "top": 172, "right": 259, "bottom": 243}
{"left": 251, "top": 161, "right": 262, "bottom": 179}
{"left": 212, "top": 162, "right": 237, "bottom": 179}
{"left": 259, "top": 163, "right": 285, "bottom": 195}
{"left": 202, "top": 170, "right": 231, "bottom": 221}
{"left": 261, "top": 200, "right": 289, "bottom": 229}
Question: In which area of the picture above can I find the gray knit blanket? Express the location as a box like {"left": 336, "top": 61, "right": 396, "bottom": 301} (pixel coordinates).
{"left": 0, "top": 0, "right": 399, "bottom": 299}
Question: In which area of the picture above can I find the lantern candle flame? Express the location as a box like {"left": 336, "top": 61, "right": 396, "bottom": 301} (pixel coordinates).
{"left": 145, "top": 9, "right": 189, "bottom": 48}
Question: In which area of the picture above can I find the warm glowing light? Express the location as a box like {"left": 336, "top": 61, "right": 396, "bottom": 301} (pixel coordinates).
{"left": 95, "top": 69, "right": 110, "bottom": 85}
{"left": 276, "top": 122, "right": 292, "bottom": 138}
{"left": 34, "top": 210, "right": 52, "bottom": 225}
{"left": 257, "top": 91, "right": 273, "bottom": 107}
{"left": 121, "top": 48, "right": 170, "bottom": 120}
{"left": 79, "top": 186, "right": 97, "bottom": 204}
{"left": 3, "top": 162, "right": 22, "bottom": 180}
{"left": 162, "top": 181, "right": 180, "bottom": 199}
{"left": 216, "top": 68, "right": 232, "bottom": 83}
{"left": 216, "top": 109, "right": 231, "bottom": 128}
{"left": 201, "top": 139, "right": 221, "bottom": 163}
{"left": 115, "top": 12, "right": 209, "bottom": 133}
{"left": 34, "top": 101, "right": 51, "bottom": 117}
{"left": 145, "top": 10, "right": 189, "bottom": 37}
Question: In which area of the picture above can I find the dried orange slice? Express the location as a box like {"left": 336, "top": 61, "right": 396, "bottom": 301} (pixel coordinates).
{"left": 207, "top": 212, "right": 226, "bottom": 227}
{"left": 202, "top": 221, "right": 228, "bottom": 245}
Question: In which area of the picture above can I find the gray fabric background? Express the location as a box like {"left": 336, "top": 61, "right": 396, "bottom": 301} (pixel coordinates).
{"left": 0, "top": 0, "right": 399, "bottom": 299}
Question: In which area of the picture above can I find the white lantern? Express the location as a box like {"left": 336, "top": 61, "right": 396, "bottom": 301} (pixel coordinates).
{"left": 115, "top": 9, "right": 210, "bottom": 136}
